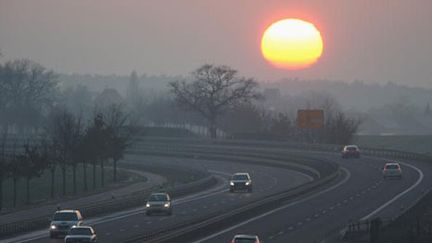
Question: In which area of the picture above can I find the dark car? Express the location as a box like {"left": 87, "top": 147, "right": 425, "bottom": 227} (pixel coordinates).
{"left": 64, "top": 226, "right": 97, "bottom": 243}
{"left": 146, "top": 192, "right": 172, "bottom": 215}
{"left": 230, "top": 173, "right": 252, "bottom": 193}
{"left": 341, "top": 145, "right": 360, "bottom": 158}
{"left": 231, "top": 234, "right": 261, "bottom": 243}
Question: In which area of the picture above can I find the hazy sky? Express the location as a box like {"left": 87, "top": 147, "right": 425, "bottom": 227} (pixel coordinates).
{"left": 1, "top": 0, "right": 431, "bottom": 87}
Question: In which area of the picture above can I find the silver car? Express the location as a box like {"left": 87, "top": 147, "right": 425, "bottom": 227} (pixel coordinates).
{"left": 145, "top": 192, "right": 172, "bottom": 215}
{"left": 383, "top": 162, "right": 402, "bottom": 179}
{"left": 64, "top": 226, "right": 97, "bottom": 243}
{"left": 50, "top": 210, "right": 83, "bottom": 238}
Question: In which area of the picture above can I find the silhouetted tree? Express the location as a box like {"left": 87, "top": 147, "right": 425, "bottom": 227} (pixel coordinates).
{"left": 324, "top": 112, "right": 361, "bottom": 144}
{"left": 8, "top": 149, "right": 26, "bottom": 207}
{"left": 0, "top": 59, "right": 57, "bottom": 132}
{"left": 103, "top": 104, "right": 132, "bottom": 182}
{"left": 169, "top": 64, "right": 260, "bottom": 138}
{"left": 22, "top": 143, "right": 47, "bottom": 203}
{"left": 40, "top": 139, "right": 58, "bottom": 199}
{"left": 270, "top": 113, "right": 293, "bottom": 137}
{"left": 0, "top": 133, "right": 8, "bottom": 211}
{"left": 86, "top": 113, "right": 106, "bottom": 189}
{"left": 47, "top": 108, "right": 83, "bottom": 196}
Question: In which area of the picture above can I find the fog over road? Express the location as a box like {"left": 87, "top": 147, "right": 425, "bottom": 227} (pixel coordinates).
{"left": 3, "top": 145, "right": 429, "bottom": 243}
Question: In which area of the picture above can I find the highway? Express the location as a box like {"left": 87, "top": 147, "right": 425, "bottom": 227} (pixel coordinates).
{"left": 5, "top": 155, "right": 312, "bottom": 243}
{"left": 3, "top": 144, "right": 429, "bottom": 243}
{"left": 196, "top": 151, "right": 429, "bottom": 243}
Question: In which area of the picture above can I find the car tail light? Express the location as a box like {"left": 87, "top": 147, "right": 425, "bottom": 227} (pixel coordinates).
{"left": 231, "top": 240, "right": 235, "bottom": 243}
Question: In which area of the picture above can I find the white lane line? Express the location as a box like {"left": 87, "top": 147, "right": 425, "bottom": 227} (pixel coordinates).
{"left": 194, "top": 167, "right": 351, "bottom": 243}
{"left": 9, "top": 172, "right": 229, "bottom": 243}
{"left": 360, "top": 161, "right": 424, "bottom": 220}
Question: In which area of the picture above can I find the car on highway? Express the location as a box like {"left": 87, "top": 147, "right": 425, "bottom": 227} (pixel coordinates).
{"left": 341, "top": 145, "right": 361, "bottom": 158}
{"left": 383, "top": 162, "right": 402, "bottom": 179}
{"left": 230, "top": 173, "right": 253, "bottom": 193}
{"left": 49, "top": 210, "right": 83, "bottom": 238}
{"left": 146, "top": 192, "right": 172, "bottom": 215}
{"left": 231, "top": 234, "right": 261, "bottom": 243}
{"left": 64, "top": 226, "right": 97, "bottom": 243}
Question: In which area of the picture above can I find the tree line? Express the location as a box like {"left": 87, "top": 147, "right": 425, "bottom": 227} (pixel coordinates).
{"left": 0, "top": 106, "right": 131, "bottom": 211}
{"left": 0, "top": 57, "right": 133, "bottom": 211}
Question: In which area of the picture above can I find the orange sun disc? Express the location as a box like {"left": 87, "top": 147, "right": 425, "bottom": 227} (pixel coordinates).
{"left": 261, "top": 18, "right": 324, "bottom": 69}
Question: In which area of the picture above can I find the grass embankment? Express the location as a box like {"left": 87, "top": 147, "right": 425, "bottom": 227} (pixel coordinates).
{"left": 354, "top": 135, "right": 432, "bottom": 155}
{"left": 1, "top": 166, "right": 141, "bottom": 209}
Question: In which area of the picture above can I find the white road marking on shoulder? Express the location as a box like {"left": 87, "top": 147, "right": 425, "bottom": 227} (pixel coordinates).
{"left": 360, "top": 161, "right": 424, "bottom": 220}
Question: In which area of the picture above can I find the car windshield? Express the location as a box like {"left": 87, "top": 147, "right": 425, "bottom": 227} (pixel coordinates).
{"left": 149, "top": 194, "right": 168, "bottom": 201}
{"left": 346, "top": 147, "right": 357, "bottom": 151}
{"left": 234, "top": 238, "right": 256, "bottom": 243}
{"left": 69, "top": 228, "right": 92, "bottom": 236}
{"left": 385, "top": 165, "right": 399, "bottom": 170}
{"left": 53, "top": 212, "right": 78, "bottom": 221}
{"left": 232, "top": 175, "right": 249, "bottom": 180}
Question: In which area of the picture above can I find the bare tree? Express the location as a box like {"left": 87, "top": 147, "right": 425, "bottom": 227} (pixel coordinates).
{"left": 0, "top": 59, "right": 57, "bottom": 133}
{"left": 102, "top": 104, "right": 133, "bottom": 182}
{"left": 0, "top": 132, "right": 8, "bottom": 211}
{"left": 39, "top": 139, "right": 57, "bottom": 198}
{"left": 47, "top": 108, "right": 83, "bottom": 196}
{"left": 22, "top": 143, "right": 47, "bottom": 203}
{"left": 85, "top": 113, "right": 107, "bottom": 189}
{"left": 169, "top": 64, "right": 260, "bottom": 138}
{"left": 324, "top": 112, "right": 361, "bottom": 144}
{"left": 8, "top": 148, "right": 26, "bottom": 207}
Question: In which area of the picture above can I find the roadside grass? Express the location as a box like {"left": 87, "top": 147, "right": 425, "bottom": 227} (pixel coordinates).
{"left": 1, "top": 165, "right": 134, "bottom": 209}
{"left": 354, "top": 135, "right": 432, "bottom": 155}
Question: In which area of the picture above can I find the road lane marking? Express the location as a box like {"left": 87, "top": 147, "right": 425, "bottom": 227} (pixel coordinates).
{"left": 360, "top": 161, "right": 424, "bottom": 220}
{"left": 194, "top": 167, "right": 351, "bottom": 243}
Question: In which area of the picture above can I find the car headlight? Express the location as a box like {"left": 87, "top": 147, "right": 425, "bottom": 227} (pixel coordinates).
{"left": 50, "top": 225, "right": 56, "bottom": 230}
{"left": 230, "top": 181, "right": 234, "bottom": 186}
{"left": 146, "top": 203, "right": 151, "bottom": 208}
{"left": 245, "top": 181, "right": 251, "bottom": 186}
{"left": 164, "top": 202, "right": 170, "bottom": 208}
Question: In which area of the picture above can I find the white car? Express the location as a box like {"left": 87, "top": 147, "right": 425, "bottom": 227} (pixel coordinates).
{"left": 383, "top": 162, "right": 402, "bottom": 179}
{"left": 64, "top": 226, "right": 97, "bottom": 243}
{"left": 50, "top": 210, "right": 83, "bottom": 238}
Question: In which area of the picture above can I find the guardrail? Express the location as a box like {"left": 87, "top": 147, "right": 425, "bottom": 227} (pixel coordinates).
{"left": 125, "top": 163, "right": 341, "bottom": 242}
{"left": 133, "top": 137, "right": 432, "bottom": 163}
{"left": 0, "top": 168, "right": 216, "bottom": 238}
{"left": 2, "top": 136, "right": 429, "bottom": 240}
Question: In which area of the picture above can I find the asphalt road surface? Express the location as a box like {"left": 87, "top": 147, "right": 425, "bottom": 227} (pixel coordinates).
{"left": 4, "top": 155, "right": 312, "bottom": 243}
{"left": 3, "top": 148, "right": 429, "bottom": 243}
{"left": 196, "top": 151, "right": 429, "bottom": 243}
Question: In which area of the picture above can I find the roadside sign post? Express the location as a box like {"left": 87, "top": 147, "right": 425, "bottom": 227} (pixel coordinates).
{"left": 297, "top": 109, "right": 324, "bottom": 143}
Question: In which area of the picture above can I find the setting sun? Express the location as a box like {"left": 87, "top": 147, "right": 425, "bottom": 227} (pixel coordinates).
{"left": 261, "top": 18, "right": 323, "bottom": 69}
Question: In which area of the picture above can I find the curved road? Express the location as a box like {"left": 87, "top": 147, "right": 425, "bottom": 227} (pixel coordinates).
{"left": 3, "top": 147, "right": 430, "bottom": 243}
{"left": 197, "top": 150, "right": 430, "bottom": 243}
{"left": 5, "top": 155, "right": 312, "bottom": 243}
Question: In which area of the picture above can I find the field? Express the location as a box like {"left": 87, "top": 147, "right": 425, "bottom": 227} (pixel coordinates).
{"left": 1, "top": 165, "right": 140, "bottom": 209}
{"left": 354, "top": 135, "right": 432, "bottom": 155}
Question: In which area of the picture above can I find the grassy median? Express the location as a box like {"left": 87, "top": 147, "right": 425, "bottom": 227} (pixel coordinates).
{"left": 1, "top": 166, "right": 136, "bottom": 209}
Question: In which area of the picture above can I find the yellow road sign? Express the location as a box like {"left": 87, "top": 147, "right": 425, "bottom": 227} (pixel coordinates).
{"left": 297, "top": 109, "right": 324, "bottom": 129}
